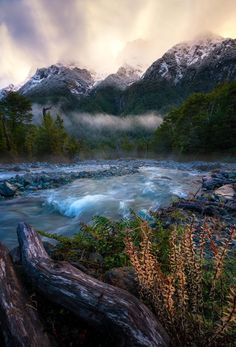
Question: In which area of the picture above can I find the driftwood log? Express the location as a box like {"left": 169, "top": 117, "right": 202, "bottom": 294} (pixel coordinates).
{"left": 17, "top": 222, "right": 170, "bottom": 347}
{"left": 0, "top": 243, "right": 52, "bottom": 347}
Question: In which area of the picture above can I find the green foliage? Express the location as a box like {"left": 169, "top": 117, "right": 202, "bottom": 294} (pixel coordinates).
{"left": 78, "top": 86, "right": 123, "bottom": 114}
{"left": 153, "top": 82, "right": 236, "bottom": 154}
{"left": 35, "top": 113, "right": 79, "bottom": 157}
{"left": 122, "top": 79, "right": 180, "bottom": 115}
{"left": 39, "top": 215, "right": 141, "bottom": 270}
{"left": 0, "top": 91, "right": 32, "bottom": 126}
{"left": 38, "top": 214, "right": 180, "bottom": 273}
{"left": 77, "top": 80, "right": 179, "bottom": 115}
{"left": 0, "top": 92, "right": 32, "bottom": 153}
{"left": 0, "top": 91, "right": 79, "bottom": 159}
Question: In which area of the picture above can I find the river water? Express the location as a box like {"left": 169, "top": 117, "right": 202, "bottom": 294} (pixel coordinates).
{"left": 0, "top": 162, "right": 205, "bottom": 249}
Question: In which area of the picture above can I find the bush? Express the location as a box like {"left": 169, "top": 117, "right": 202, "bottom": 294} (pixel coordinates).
{"left": 126, "top": 220, "right": 236, "bottom": 346}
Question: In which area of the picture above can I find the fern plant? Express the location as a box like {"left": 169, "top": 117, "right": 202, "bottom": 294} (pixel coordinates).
{"left": 125, "top": 219, "right": 236, "bottom": 346}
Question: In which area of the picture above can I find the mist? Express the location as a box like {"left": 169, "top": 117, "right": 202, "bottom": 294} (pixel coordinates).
{"left": 65, "top": 112, "right": 162, "bottom": 157}
{"left": 31, "top": 104, "right": 162, "bottom": 156}
{"left": 67, "top": 113, "right": 162, "bottom": 133}
{"left": 1, "top": 0, "right": 236, "bottom": 87}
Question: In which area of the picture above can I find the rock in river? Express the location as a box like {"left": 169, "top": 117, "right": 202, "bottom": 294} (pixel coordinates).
{"left": 0, "top": 181, "right": 17, "bottom": 197}
{"left": 214, "top": 184, "right": 235, "bottom": 200}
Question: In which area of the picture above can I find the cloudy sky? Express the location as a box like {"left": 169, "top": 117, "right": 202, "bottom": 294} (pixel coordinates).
{"left": 0, "top": 0, "right": 236, "bottom": 88}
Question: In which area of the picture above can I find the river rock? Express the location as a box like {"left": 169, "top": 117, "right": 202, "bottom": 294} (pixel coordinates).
{"left": 104, "top": 267, "right": 138, "bottom": 296}
{"left": 160, "top": 176, "right": 172, "bottom": 180}
{"left": 12, "top": 165, "right": 22, "bottom": 172}
{"left": 89, "top": 252, "right": 104, "bottom": 265}
{"left": 202, "top": 176, "right": 225, "bottom": 190}
{"left": 214, "top": 184, "right": 235, "bottom": 200}
{"left": 0, "top": 181, "right": 17, "bottom": 197}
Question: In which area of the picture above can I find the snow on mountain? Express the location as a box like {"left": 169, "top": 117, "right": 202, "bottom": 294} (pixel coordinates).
{"left": 18, "top": 62, "right": 142, "bottom": 100}
{"left": 144, "top": 33, "right": 228, "bottom": 84}
{"left": 95, "top": 64, "right": 143, "bottom": 90}
{"left": 2, "top": 33, "right": 236, "bottom": 115}
{"left": 19, "top": 64, "right": 95, "bottom": 98}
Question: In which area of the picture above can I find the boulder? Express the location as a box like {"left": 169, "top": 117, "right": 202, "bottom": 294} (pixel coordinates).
{"left": 214, "top": 184, "right": 235, "bottom": 200}
{"left": 104, "top": 267, "right": 138, "bottom": 296}
{"left": 202, "top": 177, "right": 225, "bottom": 190}
{"left": 0, "top": 181, "right": 17, "bottom": 197}
{"left": 88, "top": 252, "right": 104, "bottom": 265}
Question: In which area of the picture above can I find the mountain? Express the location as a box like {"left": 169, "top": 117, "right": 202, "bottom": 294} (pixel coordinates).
{"left": 76, "top": 64, "right": 143, "bottom": 115}
{"left": 123, "top": 34, "right": 236, "bottom": 114}
{"left": 18, "top": 64, "right": 95, "bottom": 108}
{"left": 95, "top": 64, "right": 142, "bottom": 90}
{"left": 143, "top": 33, "right": 224, "bottom": 83}
{"left": 15, "top": 63, "right": 142, "bottom": 112}
{"left": 2, "top": 33, "right": 236, "bottom": 115}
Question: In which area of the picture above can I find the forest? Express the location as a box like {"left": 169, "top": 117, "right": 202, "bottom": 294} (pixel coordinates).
{"left": 153, "top": 82, "right": 236, "bottom": 155}
{"left": 0, "top": 91, "right": 78, "bottom": 160}
{"left": 0, "top": 81, "right": 236, "bottom": 160}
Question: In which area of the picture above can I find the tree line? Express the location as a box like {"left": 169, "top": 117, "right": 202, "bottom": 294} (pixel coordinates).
{"left": 0, "top": 92, "right": 79, "bottom": 160}
{"left": 152, "top": 82, "right": 236, "bottom": 155}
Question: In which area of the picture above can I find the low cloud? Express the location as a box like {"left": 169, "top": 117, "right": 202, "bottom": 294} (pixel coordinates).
{"left": 69, "top": 113, "right": 162, "bottom": 132}
{"left": 31, "top": 105, "right": 163, "bottom": 136}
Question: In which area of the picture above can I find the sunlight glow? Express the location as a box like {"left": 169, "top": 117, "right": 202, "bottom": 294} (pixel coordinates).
{"left": 218, "top": 18, "right": 236, "bottom": 39}
{"left": 110, "top": 39, "right": 125, "bottom": 58}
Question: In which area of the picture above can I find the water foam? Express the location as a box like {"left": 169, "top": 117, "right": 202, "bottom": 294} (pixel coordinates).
{"left": 47, "top": 194, "right": 110, "bottom": 217}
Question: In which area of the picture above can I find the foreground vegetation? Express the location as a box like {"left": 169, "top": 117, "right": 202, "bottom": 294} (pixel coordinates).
{"left": 40, "top": 214, "right": 236, "bottom": 346}
{"left": 0, "top": 91, "right": 79, "bottom": 159}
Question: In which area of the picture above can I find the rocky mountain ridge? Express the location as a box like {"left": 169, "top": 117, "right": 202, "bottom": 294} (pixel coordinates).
{"left": 1, "top": 33, "right": 236, "bottom": 114}
{"left": 19, "top": 64, "right": 95, "bottom": 98}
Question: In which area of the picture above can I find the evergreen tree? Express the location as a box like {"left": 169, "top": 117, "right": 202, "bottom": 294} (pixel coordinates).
{"left": 0, "top": 91, "right": 32, "bottom": 152}
{"left": 153, "top": 82, "right": 236, "bottom": 154}
{"left": 0, "top": 92, "right": 79, "bottom": 159}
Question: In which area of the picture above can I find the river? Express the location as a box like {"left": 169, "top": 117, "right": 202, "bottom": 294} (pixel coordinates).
{"left": 1, "top": 160, "right": 233, "bottom": 249}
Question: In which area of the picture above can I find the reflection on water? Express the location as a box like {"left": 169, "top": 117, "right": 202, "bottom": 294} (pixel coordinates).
{"left": 0, "top": 166, "right": 202, "bottom": 249}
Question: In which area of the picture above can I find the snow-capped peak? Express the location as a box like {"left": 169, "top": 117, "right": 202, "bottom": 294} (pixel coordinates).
{"left": 117, "top": 63, "right": 144, "bottom": 78}
{"left": 19, "top": 63, "right": 95, "bottom": 96}
{"left": 169, "top": 33, "right": 224, "bottom": 67}
{"left": 95, "top": 63, "right": 143, "bottom": 90}
{"left": 144, "top": 33, "right": 228, "bottom": 84}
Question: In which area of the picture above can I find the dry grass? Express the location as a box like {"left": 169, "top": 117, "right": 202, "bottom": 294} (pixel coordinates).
{"left": 125, "top": 219, "right": 236, "bottom": 346}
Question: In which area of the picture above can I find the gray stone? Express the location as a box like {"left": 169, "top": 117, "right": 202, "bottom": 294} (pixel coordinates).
{"left": 104, "top": 267, "right": 138, "bottom": 296}
{"left": 214, "top": 184, "right": 235, "bottom": 200}
{"left": 0, "top": 181, "right": 17, "bottom": 197}
{"left": 88, "top": 252, "right": 104, "bottom": 265}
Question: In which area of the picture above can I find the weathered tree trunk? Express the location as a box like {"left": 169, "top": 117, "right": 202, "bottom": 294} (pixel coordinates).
{"left": 0, "top": 243, "right": 52, "bottom": 347}
{"left": 17, "top": 222, "right": 170, "bottom": 347}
